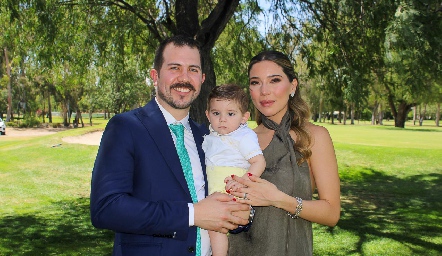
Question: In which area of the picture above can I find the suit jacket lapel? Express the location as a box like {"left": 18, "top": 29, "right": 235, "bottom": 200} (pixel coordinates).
{"left": 190, "top": 120, "right": 209, "bottom": 196}
{"left": 135, "top": 100, "right": 191, "bottom": 199}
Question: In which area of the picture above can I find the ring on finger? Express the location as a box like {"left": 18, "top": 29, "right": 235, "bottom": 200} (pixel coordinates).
{"left": 244, "top": 193, "right": 248, "bottom": 200}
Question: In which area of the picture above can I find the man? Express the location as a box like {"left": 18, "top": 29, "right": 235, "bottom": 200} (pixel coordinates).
{"left": 90, "top": 35, "right": 249, "bottom": 256}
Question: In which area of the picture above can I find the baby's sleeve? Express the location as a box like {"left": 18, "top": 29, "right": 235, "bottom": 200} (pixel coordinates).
{"left": 238, "top": 130, "right": 263, "bottom": 160}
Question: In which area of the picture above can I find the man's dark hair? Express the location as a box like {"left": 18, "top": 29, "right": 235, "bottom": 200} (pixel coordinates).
{"left": 153, "top": 35, "right": 204, "bottom": 72}
{"left": 207, "top": 84, "right": 249, "bottom": 114}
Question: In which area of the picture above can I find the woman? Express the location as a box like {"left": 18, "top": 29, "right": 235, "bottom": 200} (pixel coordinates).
{"left": 227, "top": 51, "right": 340, "bottom": 256}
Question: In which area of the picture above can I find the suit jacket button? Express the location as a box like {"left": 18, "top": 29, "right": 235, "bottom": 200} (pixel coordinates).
{"left": 188, "top": 246, "right": 195, "bottom": 252}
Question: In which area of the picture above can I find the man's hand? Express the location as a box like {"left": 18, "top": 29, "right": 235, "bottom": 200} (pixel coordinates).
{"left": 194, "top": 192, "right": 249, "bottom": 234}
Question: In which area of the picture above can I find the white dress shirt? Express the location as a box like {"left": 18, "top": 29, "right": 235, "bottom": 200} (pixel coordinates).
{"left": 156, "top": 98, "right": 210, "bottom": 256}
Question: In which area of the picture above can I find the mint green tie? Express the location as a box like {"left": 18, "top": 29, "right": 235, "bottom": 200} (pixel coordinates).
{"left": 169, "top": 123, "right": 201, "bottom": 256}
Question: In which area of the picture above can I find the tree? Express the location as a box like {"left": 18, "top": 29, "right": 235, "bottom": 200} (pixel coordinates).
{"left": 279, "top": 0, "right": 442, "bottom": 128}
{"left": 4, "top": 0, "right": 440, "bottom": 129}
{"left": 74, "top": 0, "right": 243, "bottom": 125}
{"left": 1, "top": 1, "right": 21, "bottom": 121}
{"left": 384, "top": 1, "right": 442, "bottom": 127}
{"left": 4, "top": 0, "right": 257, "bottom": 125}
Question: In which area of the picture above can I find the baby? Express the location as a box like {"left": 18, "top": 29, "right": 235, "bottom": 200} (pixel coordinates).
{"left": 202, "top": 84, "right": 266, "bottom": 256}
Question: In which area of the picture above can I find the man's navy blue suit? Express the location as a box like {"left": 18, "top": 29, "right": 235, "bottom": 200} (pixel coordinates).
{"left": 90, "top": 99, "right": 209, "bottom": 255}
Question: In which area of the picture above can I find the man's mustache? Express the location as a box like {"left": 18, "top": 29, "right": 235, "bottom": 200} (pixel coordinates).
{"left": 170, "top": 82, "right": 195, "bottom": 91}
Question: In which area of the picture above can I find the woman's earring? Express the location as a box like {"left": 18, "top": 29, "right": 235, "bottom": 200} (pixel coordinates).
{"left": 290, "top": 92, "right": 295, "bottom": 97}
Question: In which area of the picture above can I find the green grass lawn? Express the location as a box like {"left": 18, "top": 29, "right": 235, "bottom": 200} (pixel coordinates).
{"left": 315, "top": 121, "right": 442, "bottom": 255}
{"left": 1, "top": 119, "right": 441, "bottom": 255}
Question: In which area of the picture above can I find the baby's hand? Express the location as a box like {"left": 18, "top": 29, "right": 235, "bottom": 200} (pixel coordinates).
{"left": 225, "top": 180, "right": 245, "bottom": 192}
{"left": 225, "top": 174, "right": 250, "bottom": 192}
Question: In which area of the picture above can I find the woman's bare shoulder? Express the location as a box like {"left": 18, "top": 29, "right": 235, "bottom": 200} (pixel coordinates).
{"left": 306, "top": 122, "right": 330, "bottom": 135}
{"left": 306, "top": 122, "right": 333, "bottom": 145}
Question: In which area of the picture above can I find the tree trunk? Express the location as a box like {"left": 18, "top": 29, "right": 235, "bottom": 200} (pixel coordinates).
{"left": 79, "top": 110, "right": 84, "bottom": 127}
{"left": 419, "top": 104, "right": 426, "bottom": 126}
{"left": 187, "top": 1, "right": 240, "bottom": 127}
{"left": 344, "top": 104, "right": 348, "bottom": 125}
{"left": 338, "top": 109, "right": 342, "bottom": 123}
{"left": 413, "top": 106, "right": 417, "bottom": 125}
{"left": 371, "top": 102, "right": 378, "bottom": 125}
{"left": 394, "top": 101, "right": 412, "bottom": 128}
{"left": 190, "top": 48, "right": 215, "bottom": 127}
{"left": 62, "top": 101, "right": 69, "bottom": 127}
{"left": 89, "top": 110, "right": 93, "bottom": 126}
{"left": 436, "top": 102, "right": 440, "bottom": 127}
{"left": 378, "top": 103, "right": 383, "bottom": 125}
{"left": 74, "top": 110, "right": 84, "bottom": 128}
{"left": 47, "top": 92, "right": 52, "bottom": 123}
{"left": 42, "top": 100, "right": 46, "bottom": 124}
{"left": 350, "top": 102, "right": 355, "bottom": 125}
{"left": 343, "top": 109, "right": 347, "bottom": 125}
{"left": 4, "top": 48, "right": 12, "bottom": 122}
{"left": 385, "top": 84, "right": 413, "bottom": 128}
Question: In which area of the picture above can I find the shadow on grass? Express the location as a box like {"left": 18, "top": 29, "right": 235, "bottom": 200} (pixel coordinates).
{"left": 0, "top": 197, "right": 113, "bottom": 255}
{"left": 395, "top": 128, "right": 442, "bottom": 133}
{"left": 335, "top": 168, "right": 442, "bottom": 255}
{"left": 2, "top": 171, "right": 441, "bottom": 255}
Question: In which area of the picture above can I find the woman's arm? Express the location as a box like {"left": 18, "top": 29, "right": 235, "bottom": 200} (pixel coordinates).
{"left": 277, "top": 124, "right": 340, "bottom": 226}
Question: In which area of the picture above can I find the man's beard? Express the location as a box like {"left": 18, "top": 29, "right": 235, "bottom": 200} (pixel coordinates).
{"left": 157, "top": 82, "right": 198, "bottom": 109}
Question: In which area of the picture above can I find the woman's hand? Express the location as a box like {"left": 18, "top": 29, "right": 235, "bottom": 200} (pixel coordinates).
{"left": 228, "top": 173, "right": 285, "bottom": 207}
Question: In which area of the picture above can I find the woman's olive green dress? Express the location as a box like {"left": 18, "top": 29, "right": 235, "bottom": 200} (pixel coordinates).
{"left": 228, "top": 111, "right": 313, "bottom": 256}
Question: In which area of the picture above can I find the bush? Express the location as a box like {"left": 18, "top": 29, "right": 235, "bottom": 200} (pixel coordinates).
{"left": 20, "top": 116, "right": 41, "bottom": 128}
{"left": 6, "top": 122, "right": 18, "bottom": 128}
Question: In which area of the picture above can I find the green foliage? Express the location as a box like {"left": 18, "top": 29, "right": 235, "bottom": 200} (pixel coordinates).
{"left": 275, "top": 0, "right": 442, "bottom": 127}
{"left": 5, "top": 116, "right": 41, "bottom": 128}
{"left": 20, "top": 116, "right": 41, "bottom": 128}
{"left": 6, "top": 121, "right": 17, "bottom": 127}
{"left": 52, "top": 122, "right": 62, "bottom": 128}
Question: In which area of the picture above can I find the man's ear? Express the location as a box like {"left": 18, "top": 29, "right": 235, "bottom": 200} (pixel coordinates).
{"left": 150, "top": 69, "right": 158, "bottom": 86}
{"left": 242, "top": 111, "right": 251, "bottom": 123}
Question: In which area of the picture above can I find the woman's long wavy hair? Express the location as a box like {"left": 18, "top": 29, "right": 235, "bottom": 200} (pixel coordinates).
{"left": 248, "top": 50, "right": 312, "bottom": 165}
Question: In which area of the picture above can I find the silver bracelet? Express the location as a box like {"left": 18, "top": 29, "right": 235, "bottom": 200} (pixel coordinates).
{"left": 287, "top": 197, "right": 303, "bottom": 219}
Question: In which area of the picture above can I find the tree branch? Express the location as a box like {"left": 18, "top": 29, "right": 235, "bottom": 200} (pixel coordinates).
{"left": 109, "top": 0, "right": 163, "bottom": 41}
{"left": 63, "top": 0, "right": 164, "bottom": 41}
{"left": 161, "top": 0, "right": 177, "bottom": 35}
{"left": 175, "top": 0, "right": 199, "bottom": 36}
{"left": 197, "top": 0, "right": 240, "bottom": 49}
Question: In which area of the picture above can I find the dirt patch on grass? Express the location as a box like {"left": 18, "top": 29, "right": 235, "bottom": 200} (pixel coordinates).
{"left": 61, "top": 131, "right": 103, "bottom": 146}
{"left": 1, "top": 127, "right": 103, "bottom": 146}
{"left": 2, "top": 127, "right": 64, "bottom": 137}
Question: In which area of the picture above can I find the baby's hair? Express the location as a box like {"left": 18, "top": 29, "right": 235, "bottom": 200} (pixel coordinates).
{"left": 207, "top": 84, "right": 249, "bottom": 114}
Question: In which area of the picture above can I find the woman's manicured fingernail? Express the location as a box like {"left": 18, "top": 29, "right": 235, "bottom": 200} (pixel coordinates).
{"left": 231, "top": 174, "right": 235, "bottom": 178}
{"left": 226, "top": 189, "right": 230, "bottom": 194}
{"left": 247, "top": 173, "right": 252, "bottom": 177}
{"left": 232, "top": 198, "right": 237, "bottom": 201}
